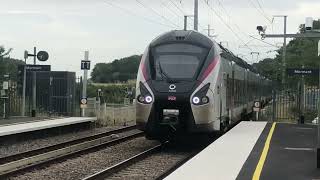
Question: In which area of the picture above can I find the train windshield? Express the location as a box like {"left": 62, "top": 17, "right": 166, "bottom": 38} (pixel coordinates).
{"left": 152, "top": 43, "right": 209, "bottom": 81}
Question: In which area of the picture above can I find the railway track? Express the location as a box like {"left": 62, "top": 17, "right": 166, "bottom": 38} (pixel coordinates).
{"left": 82, "top": 142, "right": 200, "bottom": 180}
{"left": 0, "top": 125, "right": 142, "bottom": 178}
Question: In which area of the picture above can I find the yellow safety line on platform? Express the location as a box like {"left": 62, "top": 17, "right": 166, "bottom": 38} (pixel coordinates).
{"left": 252, "top": 122, "right": 277, "bottom": 180}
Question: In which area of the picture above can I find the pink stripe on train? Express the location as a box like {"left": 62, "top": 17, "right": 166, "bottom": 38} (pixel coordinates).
{"left": 200, "top": 56, "right": 220, "bottom": 82}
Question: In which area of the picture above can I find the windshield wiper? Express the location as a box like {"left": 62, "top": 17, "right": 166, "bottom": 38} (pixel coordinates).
{"left": 158, "top": 62, "right": 176, "bottom": 83}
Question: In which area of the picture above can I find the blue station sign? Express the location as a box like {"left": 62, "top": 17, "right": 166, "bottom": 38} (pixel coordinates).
{"left": 287, "top": 68, "right": 319, "bottom": 76}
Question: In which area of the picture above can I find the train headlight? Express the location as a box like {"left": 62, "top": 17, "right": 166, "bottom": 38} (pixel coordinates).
{"left": 192, "top": 97, "right": 200, "bottom": 104}
{"left": 201, "top": 96, "right": 209, "bottom": 104}
{"left": 137, "top": 82, "right": 153, "bottom": 104}
{"left": 145, "top": 95, "right": 153, "bottom": 103}
{"left": 137, "top": 95, "right": 153, "bottom": 104}
{"left": 192, "top": 83, "right": 211, "bottom": 105}
{"left": 138, "top": 95, "right": 145, "bottom": 103}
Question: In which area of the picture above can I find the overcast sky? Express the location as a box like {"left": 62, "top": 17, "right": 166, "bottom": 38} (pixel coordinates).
{"left": 1, "top": 0, "right": 320, "bottom": 77}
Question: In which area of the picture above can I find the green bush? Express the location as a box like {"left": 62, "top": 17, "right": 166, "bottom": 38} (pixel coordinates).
{"left": 87, "top": 82, "right": 135, "bottom": 104}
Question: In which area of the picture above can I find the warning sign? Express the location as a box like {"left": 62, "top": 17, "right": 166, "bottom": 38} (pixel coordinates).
{"left": 253, "top": 101, "right": 261, "bottom": 112}
{"left": 80, "top": 98, "right": 87, "bottom": 108}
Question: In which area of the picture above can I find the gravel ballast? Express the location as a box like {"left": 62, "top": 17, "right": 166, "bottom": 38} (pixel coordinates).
{"left": 8, "top": 137, "right": 159, "bottom": 180}
{"left": 106, "top": 151, "right": 191, "bottom": 180}
{"left": 0, "top": 124, "right": 134, "bottom": 158}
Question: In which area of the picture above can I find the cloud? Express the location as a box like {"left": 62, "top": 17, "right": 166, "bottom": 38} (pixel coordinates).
{"left": 296, "top": 1, "right": 320, "bottom": 19}
{"left": 1, "top": 0, "right": 320, "bottom": 74}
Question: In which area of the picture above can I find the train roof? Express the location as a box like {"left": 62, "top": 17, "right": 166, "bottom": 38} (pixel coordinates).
{"left": 150, "top": 30, "right": 214, "bottom": 49}
{"left": 150, "top": 30, "right": 259, "bottom": 74}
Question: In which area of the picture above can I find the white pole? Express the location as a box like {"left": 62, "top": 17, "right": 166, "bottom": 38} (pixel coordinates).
{"left": 184, "top": 16, "right": 188, "bottom": 30}
{"left": 81, "top": 51, "right": 89, "bottom": 117}
{"left": 22, "top": 64, "right": 26, "bottom": 116}
{"left": 282, "top": 16, "right": 287, "bottom": 85}
{"left": 194, "top": 0, "right": 198, "bottom": 31}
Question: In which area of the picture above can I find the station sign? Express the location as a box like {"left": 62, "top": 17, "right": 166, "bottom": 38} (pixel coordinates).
{"left": 287, "top": 68, "right": 319, "bottom": 76}
{"left": 81, "top": 60, "right": 91, "bottom": 70}
{"left": 25, "top": 65, "right": 51, "bottom": 72}
{"left": 18, "top": 65, "right": 51, "bottom": 72}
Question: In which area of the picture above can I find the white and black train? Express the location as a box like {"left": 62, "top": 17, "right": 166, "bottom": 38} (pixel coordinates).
{"left": 135, "top": 30, "right": 272, "bottom": 140}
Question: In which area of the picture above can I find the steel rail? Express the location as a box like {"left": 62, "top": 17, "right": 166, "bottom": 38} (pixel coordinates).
{"left": 155, "top": 151, "right": 198, "bottom": 180}
{"left": 0, "top": 126, "right": 142, "bottom": 178}
{"left": 0, "top": 125, "right": 136, "bottom": 164}
{"left": 82, "top": 143, "right": 166, "bottom": 180}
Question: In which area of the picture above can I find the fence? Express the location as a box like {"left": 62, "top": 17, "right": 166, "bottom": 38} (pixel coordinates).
{"left": 266, "top": 86, "right": 319, "bottom": 123}
{"left": 0, "top": 72, "right": 82, "bottom": 118}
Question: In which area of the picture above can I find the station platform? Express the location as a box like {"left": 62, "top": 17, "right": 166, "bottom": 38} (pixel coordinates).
{"left": 0, "top": 117, "right": 96, "bottom": 137}
{"left": 165, "top": 121, "right": 320, "bottom": 180}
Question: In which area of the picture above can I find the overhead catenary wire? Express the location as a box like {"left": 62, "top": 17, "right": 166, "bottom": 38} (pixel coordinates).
{"left": 160, "top": 0, "right": 182, "bottom": 18}
{"left": 247, "top": 0, "right": 272, "bottom": 23}
{"left": 202, "top": 0, "right": 252, "bottom": 51}
{"left": 211, "top": 0, "right": 250, "bottom": 40}
{"left": 159, "top": 0, "right": 185, "bottom": 28}
{"left": 135, "top": 0, "right": 180, "bottom": 29}
{"left": 104, "top": 1, "right": 176, "bottom": 28}
{"left": 249, "top": 35, "right": 279, "bottom": 48}
{"left": 255, "top": 0, "right": 272, "bottom": 22}
{"left": 168, "top": 0, "right": 186, "bottom": 15}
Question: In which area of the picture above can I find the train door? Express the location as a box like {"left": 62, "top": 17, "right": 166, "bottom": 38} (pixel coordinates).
{"left": 245, "top": 70, "right": 248, "bottom": 113}
{"left": 226, "top": 74, "right": 231, "bottom": 118}
{"left": 230, "top": 70, "right": 235, "bottom": 123}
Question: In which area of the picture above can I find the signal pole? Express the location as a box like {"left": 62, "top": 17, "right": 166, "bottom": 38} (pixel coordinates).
{"left": 271, "top": 15, "right": 287, "bottom": 85}
{"left": 194, "top": 0, "right": 198, "bottom": 31}
{"left": 81, "top": 51, "right": 89, "bottom": 117}
{"left": 184, "top": 16, "right": 188, "bottom": 30}
{"left": 32, "top": 47, "right": 37, "bottom": 117}
{"left": 283, "top": 16, "right": 287, "bottom": 85}
{"left": 22, "top": 54, "right": 27, "bottom": 116}
{"left": 279, "top": 15, "right": 288, "bottom": 85}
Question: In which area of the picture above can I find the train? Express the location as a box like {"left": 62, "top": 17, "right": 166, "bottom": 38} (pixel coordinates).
{"left": 135, "top": 30, "right": 272, "bottom": 141}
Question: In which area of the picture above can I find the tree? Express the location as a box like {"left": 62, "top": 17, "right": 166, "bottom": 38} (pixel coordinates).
{"left": 0, "top": 46, "right": 24, "bottom": 82}
{"left": 0, "top": 46, "right": 12, "bottom": 58}
{"left": 91, "top": 55, "right": 142, "bottom": 83}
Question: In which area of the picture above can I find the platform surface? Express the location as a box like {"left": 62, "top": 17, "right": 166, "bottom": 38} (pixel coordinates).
{"left": 238, "top": 123, "right": 320, "bottom": 180}
{"left": 165, "top": 121, "right": 267, "bottom": 180}
{"left": 0, "top": 117, "right": 53, "bottom": 126}
{"left": 166, "top": 121, "right": 320, "bottom": 180}
{"left": 0, "top": 117, "right": 96, "bottom": 137}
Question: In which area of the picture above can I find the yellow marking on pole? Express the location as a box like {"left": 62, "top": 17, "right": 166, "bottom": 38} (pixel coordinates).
{"left": 252, "top": 122, "right": 277, "bottom": 180}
